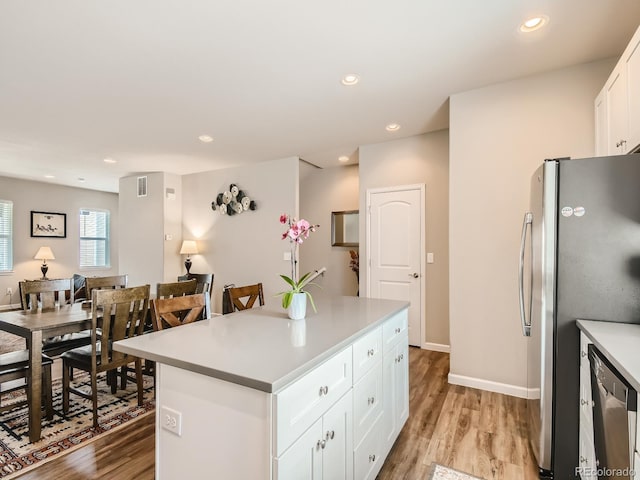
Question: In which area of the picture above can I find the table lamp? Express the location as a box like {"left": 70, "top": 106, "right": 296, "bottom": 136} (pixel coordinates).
{"left": 34, "top": 246, "right": 55, "bottom": 279}
{"left": 179, "top": 240, "right": 198, "bottom": 274}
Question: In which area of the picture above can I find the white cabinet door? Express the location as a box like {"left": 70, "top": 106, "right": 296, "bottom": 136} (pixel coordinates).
{"left": 321, "top": 391, "right": 353, "bottom": 480}
{"left": 381, "top": 336, "right": 409, "bottom": 456}
{"left": 625, "top": 37, "right": 640, "bottom": 151}
{"left": 275, "top": 419, "right": 323, "bottom": 480}
{"left": 606, "top": 69, "right": 629, "bottom": 155}
{"left": 595, "top": 88, "right": 608, "bottom": 156}
{"left": 275, "top": 392, "right": 353, "bottom": 480}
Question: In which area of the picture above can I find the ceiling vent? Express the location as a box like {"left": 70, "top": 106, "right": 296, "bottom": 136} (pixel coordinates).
{"left": 137, "top": 176, "right": 148, "bottom": 197}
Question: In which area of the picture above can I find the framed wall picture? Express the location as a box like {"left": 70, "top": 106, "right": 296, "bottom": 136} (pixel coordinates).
{"left": 31, "top": 211, "right": 66, "bottom": 238}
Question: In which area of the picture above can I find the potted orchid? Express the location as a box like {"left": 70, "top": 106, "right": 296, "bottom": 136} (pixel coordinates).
{"left": 277, "top": 214, "right": 319, "bottom": 319}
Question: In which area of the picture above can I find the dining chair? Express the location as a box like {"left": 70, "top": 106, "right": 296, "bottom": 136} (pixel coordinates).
{"left": 19, "top": 279, "right": 92, "bottom": 357}
{"left": 177, "top": 273, "right": 213, "bottom": 299}
{"left": 226, "top": 283, "right": 264, "bottom": 312}
{"left": 61, "top": 284, "right": 150, "bottom": 428}
{"left": 157, "top": 279, "right": 198, "bottom": 299}
{"left": 85, "top": 274, "right": 128, "bottom": 299}
{"left": 150, "top": 293, "right": 210, "bottom": 331}
{"left": 20, "top": 278, "right": 75, "bottom": 312}
{"left": 0, "top": 350, "right": 54, "bottom": 421}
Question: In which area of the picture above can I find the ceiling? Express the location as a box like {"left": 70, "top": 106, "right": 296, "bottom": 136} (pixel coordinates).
{"left": 1, "top": 1, "right": 640, "bottom": 193}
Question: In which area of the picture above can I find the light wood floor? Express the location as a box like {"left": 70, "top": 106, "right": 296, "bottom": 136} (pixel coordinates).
{"left": 17, "top": 348, "right": 538, "bottom": 480}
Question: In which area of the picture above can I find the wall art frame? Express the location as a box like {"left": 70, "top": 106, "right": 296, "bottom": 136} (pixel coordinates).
{"left": 31, "top": 211, "right": 67, "bottom": 238}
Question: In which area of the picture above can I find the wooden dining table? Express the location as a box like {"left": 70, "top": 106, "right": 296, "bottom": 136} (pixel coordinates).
{"left": 0, "top": 303, "right": 92, "bottom": 442}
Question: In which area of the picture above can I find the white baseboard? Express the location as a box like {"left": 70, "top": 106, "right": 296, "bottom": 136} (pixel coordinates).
{"left": 0, "top": 303, "right": 20, "bottom": 312}
{"left": 448, "top": 373, "right": 532, "bottom": 399}
{"left": 421, "top": 342, "right": 450, "bottom": 353}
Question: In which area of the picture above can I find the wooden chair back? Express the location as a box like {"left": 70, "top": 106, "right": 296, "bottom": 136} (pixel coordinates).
{"left": 157, "top": 279, "right": 198, "bottom": 299}
{"left": 20, "top": 278, "right": 74, "bottom": 312}
{"left": 227, "top": 283, "right": 264, "bottom": 312}
{"left": 177, "top": 273, "right": 213, "bottom": 298}
{"left": 85, "top": 274, "right": 128, "bottom": 299}
{"left": 150, "top": 293, "right": 210, "bottom": 331}
{"left": 91, "top": 284, "right": 150, "bottom": 373}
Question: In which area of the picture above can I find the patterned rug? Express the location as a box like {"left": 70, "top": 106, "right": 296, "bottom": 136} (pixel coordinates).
{"left": 0, "top": 370, "right": 154, "bottom": 478}
{"left": 429, "top": 463, "right": 484, "bottom": 480}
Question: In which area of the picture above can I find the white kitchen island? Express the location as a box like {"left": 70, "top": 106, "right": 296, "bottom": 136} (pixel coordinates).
{"left": 114, "top": 295, "right": 410, "bottom": 480}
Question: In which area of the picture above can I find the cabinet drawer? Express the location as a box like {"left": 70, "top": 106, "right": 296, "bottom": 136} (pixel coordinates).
{"left": 354, "top": 414, "right": 384, "bottom": 480}
{"left": 353, "top": 361, "right": 383, "bottom": 448}
{"left": 382, "top": 310, "right": 408, "bottom": 353}
{"left": 353, "top": 327, "right": 382, "bottom": 383}
{"left": 274, "top": 347, "right": 353, "bottom": 456}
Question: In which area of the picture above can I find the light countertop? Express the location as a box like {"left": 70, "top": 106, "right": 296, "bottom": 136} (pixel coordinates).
{"left": 576, "top": 319, "right": 640, "bottom": 392}
{"left": 114, "top": 295, "right": 408, "bottom": 393}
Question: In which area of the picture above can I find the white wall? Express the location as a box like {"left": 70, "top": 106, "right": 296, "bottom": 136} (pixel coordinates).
{"left": 358, "top": 130, "right": 450, "bottom": 348}
{"left": 300, "top": 164, "right": 359, "bottom": 297}
{"left": 181, "top": 157, "right": 299, "bottom": 313}
{"left": 0, "top": 176, "right": 119, "bottom": 307}
{"left": 119, "top": 173, "right": 166, "bottom": 288}
{"left": 448, "top": 58, "right": 615, "bottom": 395}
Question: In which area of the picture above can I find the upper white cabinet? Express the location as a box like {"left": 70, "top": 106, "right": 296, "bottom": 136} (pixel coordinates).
{"left": 595, "top": 26, "right": 640, "bottom": 156}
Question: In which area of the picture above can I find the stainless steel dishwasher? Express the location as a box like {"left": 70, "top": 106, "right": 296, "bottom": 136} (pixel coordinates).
{"left": 589, "top": 344, "right": 637, "bottom": 480}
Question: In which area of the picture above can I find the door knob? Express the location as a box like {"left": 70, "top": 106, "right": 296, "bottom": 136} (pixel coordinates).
{"left": 409, "top": 273, "right": 419, "bottom": 278}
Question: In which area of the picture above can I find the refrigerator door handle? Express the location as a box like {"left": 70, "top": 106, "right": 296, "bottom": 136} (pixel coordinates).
{"left": 519, "top": 212, "right": 533, "bottom": 337}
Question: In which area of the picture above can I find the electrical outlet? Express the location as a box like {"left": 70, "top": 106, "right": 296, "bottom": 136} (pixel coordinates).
{"left": 161, "top": 406, "right": 182, "bottom": 436}
{"left": 5, "top": 288, "right": 11, "bottom": 296}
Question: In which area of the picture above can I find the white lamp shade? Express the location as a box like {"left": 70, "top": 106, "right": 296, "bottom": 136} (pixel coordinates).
{"left": 179, "top": 240, "right": 198, "bottom": 255}
{"left": 34, "top": 246, "right": 55, "bottom": 261}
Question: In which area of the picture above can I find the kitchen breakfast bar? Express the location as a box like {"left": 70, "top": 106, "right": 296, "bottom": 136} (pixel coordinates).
{"left": 114, "top": 296, "right": 410, "bottom": 480}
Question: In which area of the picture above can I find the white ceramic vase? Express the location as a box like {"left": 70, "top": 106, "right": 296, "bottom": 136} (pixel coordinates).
{"left": 288, "top": 292, "right": 307, "bottom": 320}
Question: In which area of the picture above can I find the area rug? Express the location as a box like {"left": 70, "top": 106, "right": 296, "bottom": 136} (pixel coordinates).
{"left": 429, "top": 463, "right": 483, "bottom": 480}
{"left": 0, "top": 370, "right": 154, "bottom": 478}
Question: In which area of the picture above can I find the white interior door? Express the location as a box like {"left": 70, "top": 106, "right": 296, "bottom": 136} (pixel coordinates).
{"left": 367, "top": 185, "right": 424, "bottom": 347}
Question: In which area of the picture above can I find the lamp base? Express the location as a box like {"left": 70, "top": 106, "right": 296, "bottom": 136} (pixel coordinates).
{"left": 184, "top": 257, "right": 192, "bottom": 274}
{"left": 41, "top": 263, "right": 48, "bottom": 279}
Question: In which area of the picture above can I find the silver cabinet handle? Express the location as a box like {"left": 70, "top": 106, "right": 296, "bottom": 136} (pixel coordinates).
{"left": 580, "top": 399, "right": 589, "bottom": 406}
{"left": 409, "top": 272, "right": 419, "bottom": 278}
{"left": 326, "top": 430, "right": 335, "bottom": 440}
{"left": 318, "top": 385, "right": 329, "bottom": 396}
{"left": 581, "top": 350, "right": 587, "bottom": 358}
{"left": 580, "top": 456, "right": 587, "bottom": 463}
{"left": 368, "top": 396, "right": 376, "bottom": 405}
{"left": 317, "top": 439, "right": 326, "bottom": 449}
{"left": 367, "top": 348, "right": 375, "bottom": 357}
{"left": 395, "top": 327, "right": 401, "bottom": 334}
{"left": 518, "top": 212, "right": 533, "bottom": 337}
{"left": 369, "top": 454, "right": 376, "bottom": 462}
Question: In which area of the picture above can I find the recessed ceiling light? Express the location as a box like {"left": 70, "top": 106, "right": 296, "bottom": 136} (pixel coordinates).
{"left": 385, "top": 123, "right": 401, "bottom": 132}
{"left": 78, "top": 177, "right": 86, "bottom": 182}
{"left": 338, "top": 156, "right": 349, "bottom": 163}
{"left": 44, "top": 175, "right": 55, "bottom": 179}
{"left": 341, "top": 74, "right": 360, "bottom": 86}
{"left": 519, "top": 15, "right": 548, "bottom": 33}
{"left": 198, "top": 135, "right": 214, "bottom": 143}
{"left": 103, "top": 158, "right": 117, "bottom": 164}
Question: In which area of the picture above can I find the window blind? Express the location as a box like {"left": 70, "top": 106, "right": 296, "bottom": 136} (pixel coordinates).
{"left": 0, "top": 200, "right": 12, "bottom": 272}
{"left": 79, "top": 209, "right": 110, "bottom": 268}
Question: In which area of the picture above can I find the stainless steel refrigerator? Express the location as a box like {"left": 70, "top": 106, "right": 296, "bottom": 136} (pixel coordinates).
{"left": 519, "top": 154, "right": 640, "bottom": 480}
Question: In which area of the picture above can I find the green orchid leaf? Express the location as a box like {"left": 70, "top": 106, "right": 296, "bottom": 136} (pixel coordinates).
{"left": 305, "top": 291, "right": 317, "bottom": 312}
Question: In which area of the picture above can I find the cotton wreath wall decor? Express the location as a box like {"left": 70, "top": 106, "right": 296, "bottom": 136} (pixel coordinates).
{"left": 211, "top": 183, "right": 258, "bottom": 216}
